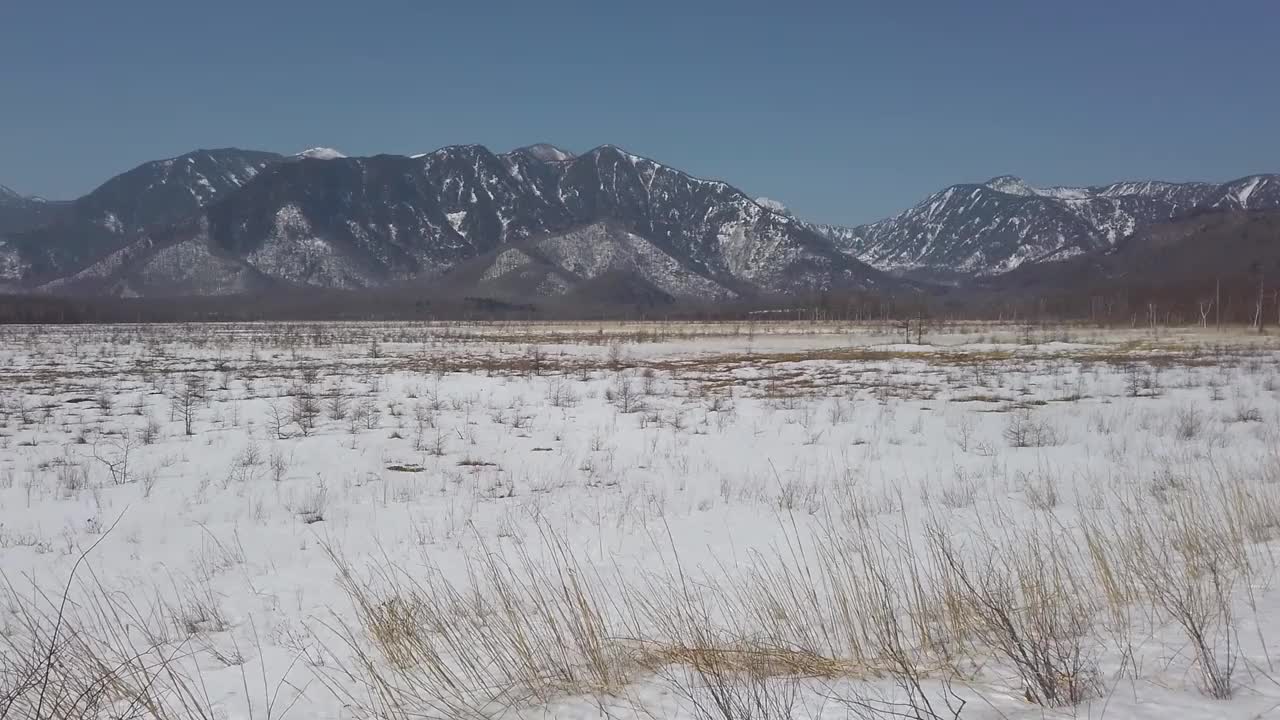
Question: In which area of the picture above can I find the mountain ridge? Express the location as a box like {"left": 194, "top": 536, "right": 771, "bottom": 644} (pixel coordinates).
{"left": 812, "top": 172, "right": 1280, "bottom": 278}
{"left": 18, "top": 143, "right": 888, "bottom": 300}
{"left": 3, "top": 144, "right": 1277, "bottom": 300}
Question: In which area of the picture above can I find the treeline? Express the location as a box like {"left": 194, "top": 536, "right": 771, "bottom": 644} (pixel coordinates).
{"left": 964, "top": 275, "right": 1280, "bottom": 328}
{"left": 0, "top": 277, "right": 1276, "bottom": 326}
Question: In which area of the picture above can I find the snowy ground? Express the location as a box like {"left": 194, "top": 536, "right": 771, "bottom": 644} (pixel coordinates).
{"left": 2, "top": 321, "right": 1280, "bottom": 719}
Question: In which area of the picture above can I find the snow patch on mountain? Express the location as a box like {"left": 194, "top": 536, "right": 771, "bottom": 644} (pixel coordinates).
{"left": 481, "top": 248, "right": 534, "bottom": 281}
{"left": 983, "top": 176, "right": 1039, "bottom": 196}
{"left": 446, "top": 211, "right": 467, "bottom": 235}
{"left": 247, "top": 204, "right": 365, "bottom": 288}
{"left": 755, "top": 197, "right": 792, "bottom": 217}
{"left": 0, "top": 245, "right": 28, "bottom": 281}
{"left": 1222, "top": 176, "right": 1276, "bottom": 209}
{"left": 296, "top": 147, "right": 347, "bottom": 160}
{"left": 139, "top": 239, "right": 253, "bottom": 295}
{"left": 535, "top": 223, "right": 734, "bottom": 300}
{"left": 515, "top": 144, "right": 576, "bottom": 163}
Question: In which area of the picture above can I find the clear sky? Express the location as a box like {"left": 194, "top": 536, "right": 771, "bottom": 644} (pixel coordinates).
{"left": 2, "top": 1, "right": 1277, "bottom": 226}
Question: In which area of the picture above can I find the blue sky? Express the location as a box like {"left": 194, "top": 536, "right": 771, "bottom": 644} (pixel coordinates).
{"left": 1, "top": 1, "right": 1277, "bottom": 225}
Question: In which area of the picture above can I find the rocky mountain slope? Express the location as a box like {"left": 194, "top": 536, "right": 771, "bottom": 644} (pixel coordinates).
{"left": 987, "top": 207, "right": 1280, "bottom": 296}
{"left": 816, "top": 174, "right": 1280, "bottom": 278}
{"left": 0, "top": 149, "right": 280, "bottom": 288}
{"left": 33, "top": 145, "right": 887, "bottom": 300}
{"left": 5, "top": 143, "right": 1278, "bottom": 300}
{"left": 0, "top": 186, "right": 63, "bottom": 236}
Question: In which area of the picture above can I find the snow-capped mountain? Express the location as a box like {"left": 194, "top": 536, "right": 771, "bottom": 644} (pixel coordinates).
{"left": 815, "top": 174, "right": 1280, "bottom": 277}
{"left": 41, "top": 144, "right": 887, "bottom": 299}
{"left": 515, "top": 143, "right": 576, "bottom": 163}
{"left": 1212, "top": 175, "right": 1280, "bottom": 211}
{"left": 755, "top": 197, "right": 793, "bottom": 217}
{"left": 294, "top": 147, "right": 347, "bottom": 160}
{"left": 10, "top": 143, "right": 1279, "bottom": 298}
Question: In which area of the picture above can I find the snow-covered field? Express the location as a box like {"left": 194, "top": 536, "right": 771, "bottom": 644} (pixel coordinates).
{"left": 3, "top": 320, "right": 1280, "bottom": 719}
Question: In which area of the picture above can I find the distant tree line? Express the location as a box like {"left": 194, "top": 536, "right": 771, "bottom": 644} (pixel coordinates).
{"left": 2, "top": 273, "right": 1278, "bottom": 326}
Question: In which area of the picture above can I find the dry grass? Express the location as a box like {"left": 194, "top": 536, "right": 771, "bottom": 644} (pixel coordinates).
{"left": 6, "top": 321, "right": 1280, "bottom": 718}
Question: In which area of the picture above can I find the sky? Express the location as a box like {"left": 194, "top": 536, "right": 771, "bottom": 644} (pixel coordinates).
{"left": 1, "top": 1, "right": 1277, "bottom": 226}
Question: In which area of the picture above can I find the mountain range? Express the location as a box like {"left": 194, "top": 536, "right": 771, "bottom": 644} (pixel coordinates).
{"left": 2, "top": 144, "right": 1277, "bottom": 303}
{"left": 815, "top": 174, "right": 1280, "bottom": 279}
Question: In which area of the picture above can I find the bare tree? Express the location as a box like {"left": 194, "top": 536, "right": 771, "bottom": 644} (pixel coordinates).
{"left": 170, "top": 374, "right": 205, "bottom": 436}
{"left": 1254, "top": 275, "right": 1266, "bottom": 333}
{"left": 1198, "top": 298, "right": 1214, "bottom": 328}
{"left": 92, "top": 432, "right": 136, "bottom": 485}
{"left": 289, "top": 380, "right": 321, "bottom": 437}
{"left": 266, "top": 400, "right": 291, "bottom": 440}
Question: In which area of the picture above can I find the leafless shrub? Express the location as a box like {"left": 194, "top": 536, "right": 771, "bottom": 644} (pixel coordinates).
{"left": 140, "top": 414, "right": 161, "bottom": 445}
{"left": 664, "top": 659, "right": 802, "bottom": 720}
{"left": 166, "top": 578, "right": 229, "bottom": 637}
{"left": 640, "top": 367, "right": 658, "bottom": 395}
{"left": 1126, "top": 363, "right": 1160, "bottom": 398}
{"left": 95, "top": 388, "right": 114, "bottom": 415}
{"left": 938, "top": 475, "right": 977, "bottom": 509}
{"left": 1175, "top": 405, "right": 1204, "bottom": 440}
{"left": 267, "top": 400, "right": 292, "bottom": 440}
{"left": 546, "top": 376, "right": 579, "bottom": 408}
{"left": 56, "top": 459, "right": 90, "bottom": 494}
{"left": 949, "top": 414, "right": 975, "bottom": 452}
{"left": 352, "top": 397, "right": 381, "bottom": 431}
{"left": 1024, "top": 471, "right": 1059, "bottom": 511}
{"left": 1230, "top": 398, "right": 1262, "bottom": 423}
{"left": 1003, "top": 409, "right": 1060, "bottom": 448}
{"left": 269, "top": 446, "right": 291, "bottom": 483}
{"left": 92, "top": 432, "right": 136, "bottom": 485}
{"left": 295, "top": 482, "right": 328, "bottom": 524}
{"left": 928, "top": 525, "right": 1100, "bottom": 706}
{"left": 289, "top": 383, "right": 322, "bottom": 437}
{"left": 327, "top": 391, "right": 350, "bottom": 421}
{"left": 606, "top": 375, "right": 640, "bottom": 413}
{"left": 607, "top": 342, "right": 625, "bottom": 370}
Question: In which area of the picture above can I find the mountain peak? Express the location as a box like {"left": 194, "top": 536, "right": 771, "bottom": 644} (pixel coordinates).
{"left": 514, "top": 143, "right": 575, "bottom": 162}
{"left": 296, "top": 147, "right": 347, "bottom": 160}
{"left": 983, "top": 175, "right": 1039, "bottom": 196}
{"left": 755, "top": 197, "right": 792, "bottom": 217}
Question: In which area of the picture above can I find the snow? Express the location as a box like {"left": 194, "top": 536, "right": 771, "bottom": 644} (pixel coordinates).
{"left": 248, "top": 204, "right": 366, "bottom": 287}
{"left": 446, "top": 210, "right": 467, "bottom": 234}
{"left": 295, "top": 147, "right": 347, "bottom": 160}
{"left": 3, "top": 324, "right": 1280, "bottom": 719}
{"left": 534, "top": 222, "right": 735, "bottom": 299}
{"left": 0, "top": 244, "right": 28, "bottom": 280}
{"left": 983, "top": 175, "right": 1038, "bottom": 196}
{"left": 755, "top": 196, "right": 792, "bottom": 216}
{"left": 517, "top": 143, "right": 576, "bottom": 162}
{"left": 480, "top": 247, "right": 533, "bottom": 280}
{"left": 1233, "top": 175, "right": 1263, "bottom": 208}
{"left": 99, "top": 212, "right": 124, "bottom": 234}
{"left": 1036, "top": 184, "right": 1092, "bottom": 200}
